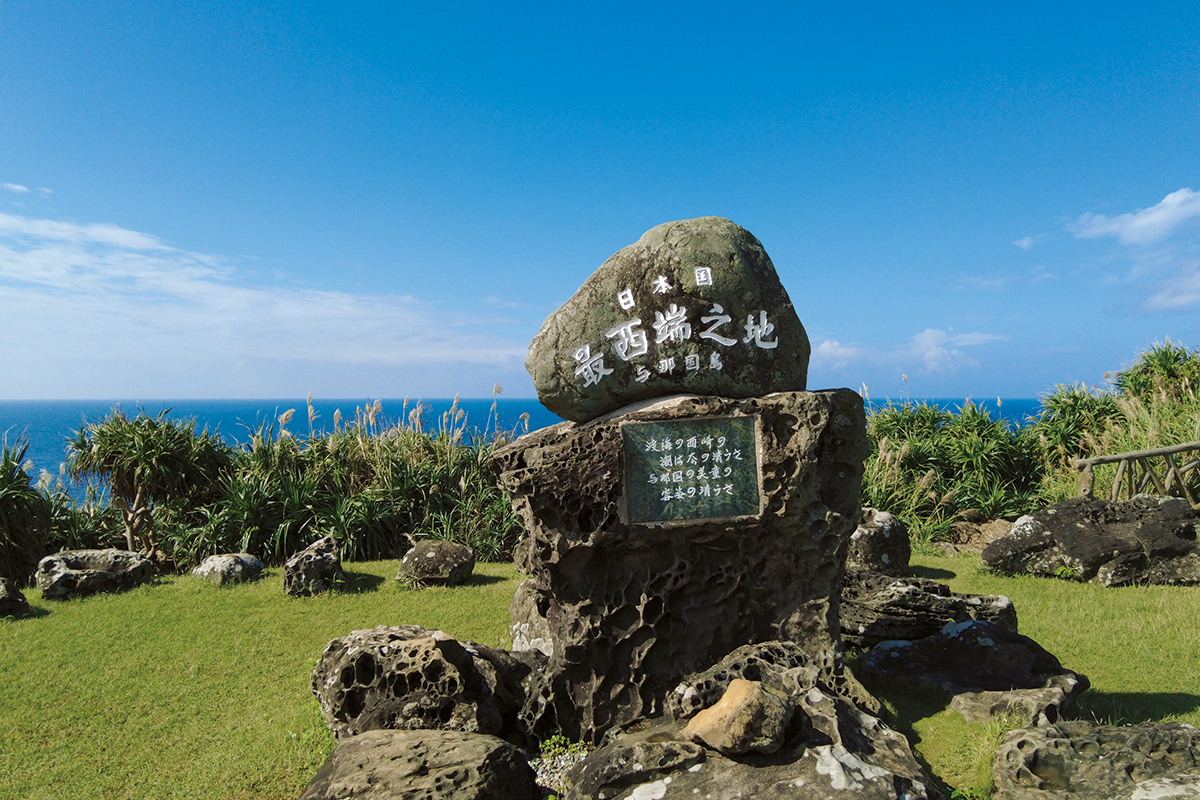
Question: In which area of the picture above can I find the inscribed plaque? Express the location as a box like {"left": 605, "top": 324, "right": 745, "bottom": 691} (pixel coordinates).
{"left": 622, "top": 415, "right": 760, "bottom": 524}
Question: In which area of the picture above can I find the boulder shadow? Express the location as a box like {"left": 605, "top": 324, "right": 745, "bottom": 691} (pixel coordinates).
{"left": 2, "top": 605, "right": 51, "bottom": 620}
{"left": 340, "top": 571, "right": 387, "bottom": 593}
{"left": 462, "top": 573, "right": 508, "bottom": 587}
{"left": 1074, "top": 691, "right": 1200, "bottom": 725}
{"left": 908, "top": 565, "right": 957, "bottom": 580}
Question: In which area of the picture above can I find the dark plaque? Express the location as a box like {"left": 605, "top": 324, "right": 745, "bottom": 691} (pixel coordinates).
{"left": 622, "top": 415, "right": 760, "bottom": 524}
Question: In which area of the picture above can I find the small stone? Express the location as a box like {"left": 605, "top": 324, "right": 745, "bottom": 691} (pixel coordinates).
{"left": 846, "top": 508, "right": 911, "bottom": 575}
{"left": 191, "top": 553, "right": 265, "bottom": 585}
{"left": 682, "top": 678, "right": 793, "bottom": 755}
{"left": 36, "top": 549, "right": 154, "bottom": 600}
{"left": 397, "top": 540, "right": 476, "bottom": 587}
{"left": 0, "top": 577, "right": 30, "bottom": 617}
{"left": 284, "top": 536, "right": 344, "bottom": 597}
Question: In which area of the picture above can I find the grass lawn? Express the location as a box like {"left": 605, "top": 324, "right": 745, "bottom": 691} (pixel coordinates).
{"left": 0, "top": 561, "right": 522, "bottom": 800}
{"left": 4, "top": 554, "right": 1198, "bottom": 799}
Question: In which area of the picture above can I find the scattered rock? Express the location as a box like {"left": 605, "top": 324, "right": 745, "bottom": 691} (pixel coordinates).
{"left": 284, "top": 536, "right": 344, "bottom": 597}
{"left": 35, "top": 549, "right": 154, "bottom": 600}
{"left": 681, "top": 678, "right": 793, "bottom": 755}
{"left": 397, "top": 540, "right": 476, "bottom": 587}
{"left": 563, "top": 694, "right": 938, "bottom": 799}
{"left": 310, "top": 624, "right": 550, "bottom": 746}
{"left": 839, "top": 568, "right": 1017, "bottom": 649}
{"left": 861, "top": 620, "right": 1088, "bottom": 727}
{"left": 492, "top": 390, "right": 870, "bottom": 741}
{"left": 982, "top": 495, "right": 1200, "bottom": 585}
{"left": 191, "top": 553, "right": 265, "bottom": 585}
{"left": 300, "top": 729, "right": 540, "bottom": 800}
{"left": 939, "top": 519, "right": 1015, "bottom": 556}
{"left": 526, "top": 217, "right": 810, "bottom": 423}
{"left": 992, "top": 720, "right": 1200, "bottom": 799}
{"left": 0, "top": 577, "right": 30, "bottom": 617}
{"left": 847, "top": 508, "right": 911, "bottom": 574}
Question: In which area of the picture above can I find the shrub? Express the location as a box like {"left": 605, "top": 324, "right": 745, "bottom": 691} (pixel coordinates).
{"left": 0, "top": 437, "right": 48, "bottom": 586}
{"left": 1112, "top": 339, "right": 1200, "bottom": 401}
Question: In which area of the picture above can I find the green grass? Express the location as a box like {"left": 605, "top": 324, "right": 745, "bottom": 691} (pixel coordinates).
{"left": 859, "top": 554, "right": 1200, "bottom": 797}
{"left": 5, "top": 553, "right": 1198, "bottom": 799}
{"left": 0, "top": 560, "right": 522, "bottom": 800}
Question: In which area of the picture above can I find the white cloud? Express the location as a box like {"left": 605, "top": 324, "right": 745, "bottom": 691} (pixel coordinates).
{"left": 1071, "top": 188, "right": 1200, "bottom": 245}
{"left": 1013, "top": 236, "right": 1035, "bottom": 250}
{"left": 811, "top": 339, "right": 861, "bottom": 369}
{"left": 2, "top": 183, "right": 30, "bottom": 194}
{"left": 1141, "top": 262, "right": 1200, "bottom": 312}
{"left": 37, "top": 188, "right": 52, "bottom": 196}
{"left": 810, "top": 328, "right": 1005, "bottom": 375}
{"left": 0, "top": 212, "right": 527, "bottom": 397}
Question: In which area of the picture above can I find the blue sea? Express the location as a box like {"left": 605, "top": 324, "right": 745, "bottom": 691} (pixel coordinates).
{"left": 0, "top": 395, "right": 1043, "bottom": 484}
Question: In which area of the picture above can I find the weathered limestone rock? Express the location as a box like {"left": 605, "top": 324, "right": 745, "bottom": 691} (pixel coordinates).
{"left": 300, "top": 729, "right": 540, "bottom": 800}
{"left": 492, "top": 389, "right": 869, "bottom": 741}
{"left": 839, "top": 568, "right": 1017, "bottom": 649}
{"left": 284, "top": 536, "right": 344, "bottom": 596}
{"left": 847, "top": 508, "right": 911, "bottom": 574}
{"left": 36, "top": 549, "right": 154, "bottom": 599}
{"left": 0, "top": 577, "right": 30, "bottom": 617}
{"left": 191, "top": 553, "right": 265, "bottom": 585}
{"left": 527, "top": 217, "right": 810, "bottom": 423}
{"left": 310, "top": 624, "right": 549, "bottom": 745}
{"left": 563, "top": 694, "right": 938, "bottom": 799}
{"left": 861, "top": 620, "right": 1088, "bottom": 727}
{"left": 992, "top": 721, "right": 1200, "bottom": 799}
{"left": 396, "top": 540, "right": 476, "bottom": 587}
{"left": 983, "top": 495, "right": 1200, "bottom": 585}
{"left": 510, "top": 578, "right": 554, "bottom": 657}
{"left": 681, "top": 678, "right": 793, "bottom": 756}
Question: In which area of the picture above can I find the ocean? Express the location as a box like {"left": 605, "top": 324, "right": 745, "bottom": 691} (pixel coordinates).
{"left": 0, "top": 395, "right": 1043, "bottom": 483}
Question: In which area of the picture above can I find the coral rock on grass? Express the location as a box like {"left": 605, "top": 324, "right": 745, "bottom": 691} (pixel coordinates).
{"left": 525, "top": 216, "right": 810, "bottom": 423}
{"left": 992, "top": 720, "right": 1200, "bottom": 800}
{"left": 847, "top": 508, "right": 911, "bottom": 575}
{"left": 839, "top": 568, "right": 1017, "bottom": 649}
{"left": 0, "top": 577, "right": 30, "bottom": 617}
{"left": 284, "top": 536, "right": 344, "bottom": 597}
{"left": 191, "top": 553, "right": 264, "bottom": 585}
{"left": 861, "top": 619, "right": 1088, "bottom": 727}
{"left": 396, "top": 540, "right": 476, "bottom": 587}
{"left": 982, "top": 495, "right": 1200, "bottom": 586}
{"left": 310, "top": 624, "right": 549, "bottom": 746}
{"left": 300, "top": 729, "right": 540, "bottom": 800}
{"left": 35, "top": 549, "right": 154, "bottom": 600}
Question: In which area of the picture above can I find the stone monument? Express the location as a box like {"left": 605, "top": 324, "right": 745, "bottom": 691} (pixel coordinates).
{"left": 493, "top": 216, "right": 871, "bottom": 742}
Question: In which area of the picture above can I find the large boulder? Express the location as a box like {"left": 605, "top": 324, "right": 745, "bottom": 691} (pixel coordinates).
{"left": 35, "top": 549, "right": 154, "bottom": 600}
{"left": 284, "top": 536, "right": 344, "bottom": 597}
{"left": 860, "top": 620, "right": 1088, "bottom": 727}
{"left": 992, "top": 721, "right": 1200, "bottom": 799}
{"left": 526, "top": 217, "right": 810, "bottom": 423}
{"left": 191, "top": 553, "right": 265, "bottom": 585}
{"left": 310, "top": 624, "right": 550, "bottom": 746}
{"left": 839, "top": 568, "right": 1017, "bottom": 649}
{"left": 0, "top": 577, "right": 30, "bottom": 617}
{"left": 396, "top": 540, "right": 476, "bottom": 587}
{"left": 846, "top": 508, "right": 911, "bottom": 574}
{"left": 982, "top": 495, "right": 1200, "bottom": 585}
{"left": 492, "top": 389, "right": 870, "bottom": 742}
{"left": 300, "top": 729, "right": 540, "bottom": 800}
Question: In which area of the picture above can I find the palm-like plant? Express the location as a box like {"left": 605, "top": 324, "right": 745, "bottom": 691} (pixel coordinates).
{"left": 66, "top": 409, "right": 232, "bottom": 555}
{"left": 1113, "top": 340, "right": 1200, "bottom": 401}
{"left": 1, "top": 437, "right": 49, "bottom": 585}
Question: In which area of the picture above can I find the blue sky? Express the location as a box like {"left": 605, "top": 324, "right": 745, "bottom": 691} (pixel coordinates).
{"left": 1, "top": 2, "right": 1198, "bottom": 401}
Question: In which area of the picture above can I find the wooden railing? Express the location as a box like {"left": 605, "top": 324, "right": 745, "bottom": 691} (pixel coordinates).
{"left": 1075, "top": 441, "right": 1200, "bottom": 508}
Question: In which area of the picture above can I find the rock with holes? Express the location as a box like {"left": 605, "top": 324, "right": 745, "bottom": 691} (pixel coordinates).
{"left": 0, "top": 577, "right": 30, "bottom": 617}
{"left": 397, "top": 540, "right": 476, "bottom": 587}
{"left": 861, "top": 620, "right": 1088, "bottom": 727}
{"left": 191, "top": 553, "right": 265, "bottom": 585}
{"left": 839, "top": 568, "right": 1017, "bottom": 649}
{"left": 982, "top": 495, "right": 1200, "bottom": 586}
{"left": 300, "top": 728, "right": 540, "bottom": 800}
{"left": 493, "top": 390, "right": 870, "bottom": 742}
{"left": 992, "top": 721, "right": 1200, "bottom": 800}
{"left": 562, "top": 692, "right": 937, "bottom": 799}
{"left": 846, "top": 508, "right": 911, "bottom": 575}
{"left": 35, "top": 549, "right": 154, "bottom": 600}
{"left": 681, "top": 678, "right": 794, "bottom": 756}
{"left": 310, "top": 625, "right": 550, "bottom": 746}
{"left": 284, "top": 536, "right": 344, "bottom": 597}
{"left": 510, "top": 579, "right": 555, "bottom": 657}
{"left": 526, "top": 217, "right": 810, "bottom": 424}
